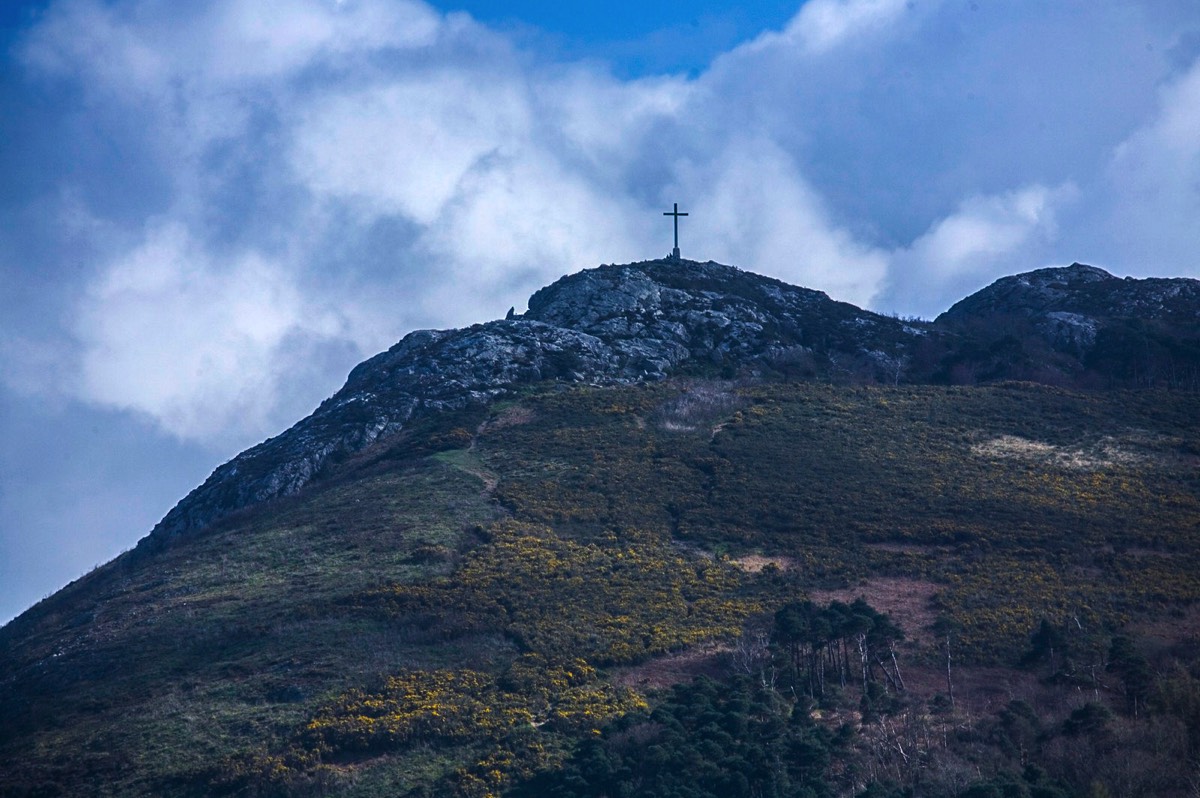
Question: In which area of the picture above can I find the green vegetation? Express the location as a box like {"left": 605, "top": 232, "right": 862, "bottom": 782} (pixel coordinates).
{"left": 510, "top": 675, "right": 848, "bottom": 798}
{"left": 484, "top": 381, "right": 1200, "bottom": 659}
{"left": 772, "top": 597, "right": 905, "bottom": 702}
{"left": 362, "top": 519, "right": 753, "bottom": 665}
{"left": 2, "top": 379, "right": 1199, "bottom": 796}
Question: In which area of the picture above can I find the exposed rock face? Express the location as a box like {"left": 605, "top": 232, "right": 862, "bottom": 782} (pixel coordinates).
{"left": 935, "top": 263, "right": 1200, "bottom": 383}
{"left": 525, "top": 259, "right": 921, "bottom": 373}
{"left": 146, "top": 259, "right": 926, "bottom": 545}
{"left": 939, "top": 263, "right": 1200, "bottom": 326}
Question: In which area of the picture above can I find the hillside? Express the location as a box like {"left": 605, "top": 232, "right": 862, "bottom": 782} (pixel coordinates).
{"left": 2, "top": 260, "right": 1200, "bottom": 797}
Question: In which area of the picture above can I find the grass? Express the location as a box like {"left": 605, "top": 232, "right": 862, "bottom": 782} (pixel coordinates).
{"left": 482, "top": 381, "right": 1200, "bottom": 658}
{"left": 0, "top": 458, "right": 504, "bottom": 795}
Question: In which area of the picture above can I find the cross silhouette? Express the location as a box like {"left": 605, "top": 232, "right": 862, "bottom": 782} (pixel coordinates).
{"left": 663, "top": 202, "right": 688, "bottom": 261}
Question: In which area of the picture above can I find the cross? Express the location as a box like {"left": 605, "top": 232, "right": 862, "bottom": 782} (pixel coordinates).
{"left": 663, "top": 202, "right": 688, "bottom": 261}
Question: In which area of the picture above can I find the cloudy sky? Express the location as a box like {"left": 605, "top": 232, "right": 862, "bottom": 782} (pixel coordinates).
{"left": 3, "top": 0, "right": 1200, "bottom": 624}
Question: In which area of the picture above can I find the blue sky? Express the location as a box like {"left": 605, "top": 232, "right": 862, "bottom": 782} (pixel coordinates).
{"left": 429, "top": 0, "right": 802, "bottom": 76}
{"left": 2, "top": 0, "right": 1200, "bottom": 624}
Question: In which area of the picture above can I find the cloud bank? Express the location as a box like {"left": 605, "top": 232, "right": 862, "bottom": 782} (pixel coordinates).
{"left": 4, "top": 0, "right": 1200, "bottom": 455}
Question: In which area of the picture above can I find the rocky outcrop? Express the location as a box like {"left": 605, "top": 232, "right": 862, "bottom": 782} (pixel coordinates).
{"left": 525, "top": 259, "right": 923, "bottom": 372}
{"left": 939, "top": 263, "right": 1200, "bottom": 328}
{"left": 145, "top": 259, "right": 928, "bottom": 545}
{"left": 145, "top": 320, "right": 626, "bottom": 544}
{"left": 934, "top": 263, "right": 1200, "bottom": 385}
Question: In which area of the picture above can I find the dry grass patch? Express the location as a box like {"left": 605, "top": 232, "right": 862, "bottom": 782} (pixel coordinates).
{"left": 865, "top": 542, "right": 948, "bottom": 555}
{"left": 970, "top": 434, "right": 1152, "bottom": 471}
{"left": 487, "top": 405, "right": 536, "bottom": 429}
{"left": 730, "top": 554, "right": 798, "bottom": 573}
{"left": 809, "top": 577, "right": 941, "bottom": 639}
{"left": 610, "top": 643, "right": 729, "bottom": 691}
{"left": 652, "top": 381, "right": 745, "bottom": 433}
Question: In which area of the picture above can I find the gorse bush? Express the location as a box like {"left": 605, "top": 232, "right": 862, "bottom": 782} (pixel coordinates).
{"left": 226, "top": 656, "right": 648, "bottom": 796}
{"left": 304, "top": 658, "right": 648, "bottom": 746}
{"left": 363, "top": 520, "right": 755, "bottom": 666}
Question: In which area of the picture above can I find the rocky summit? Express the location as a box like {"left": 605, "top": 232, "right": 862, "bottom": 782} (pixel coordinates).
{"left": 939, "top": 262, "right": 1200, "bottom": 323}
{"left": 146, "top": 259, "right": 925, "bottom": 545}
{"left": 145, "top": 258, "right": 1200, "bottom": 547}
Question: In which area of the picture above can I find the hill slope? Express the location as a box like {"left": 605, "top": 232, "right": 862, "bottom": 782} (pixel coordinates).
{"left": 2, "top": 259, "right": 1200, "bottom": 797}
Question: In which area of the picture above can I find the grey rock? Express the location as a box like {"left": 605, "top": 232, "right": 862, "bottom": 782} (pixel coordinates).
{"left": 939, "top": 263, "right": 1200, "bottom": 329}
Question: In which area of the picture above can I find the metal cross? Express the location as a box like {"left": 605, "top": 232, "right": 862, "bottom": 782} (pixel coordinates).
{"left": 663, "top": 202, "right": 688, "bottom": 261}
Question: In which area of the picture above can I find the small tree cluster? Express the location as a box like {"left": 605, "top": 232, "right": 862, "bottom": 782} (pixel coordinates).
{"left": 771, "top": 598, "right": 905, "bottom": 706}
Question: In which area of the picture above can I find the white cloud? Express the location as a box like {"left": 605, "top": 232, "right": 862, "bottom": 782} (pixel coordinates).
{"left": 725, "top": 0, "right": 929, "bottom": 66}
{"left": 23, "top": 0, "right": 442, "bottom": 90}
{"left": 538, "top": 69, "right": 689, "bottom": 172}
{"left": 20, "top": 0, "right": 168, "bottom": 97}
{"left": 883, "top": 184, "right": 1077, "bottom": 316}
{"left": 908, "top": 186, "right": 1068, "bottom": 276}
{"left": 1100, "top": 59, "right": 1200, "bottom": 270}
{"left": 203, "top": 0, "right": 441, "bottom": 81}
{"left": 290, "top": 73, "right": 532, "bottom": 224}
{"left": 680, "top": 138, "right": 889, "bottom": 308}
{"left": 788, "top": 0, "right": 920, "bottom": 55}
{"left": 13, "top": 0, "right": 1200, "bottom": 449}
{"left": 75, "top": 223, "right": 343, "bottom": 444}
{"left": 425, "top": 152, "right": 645, "bottom": 274}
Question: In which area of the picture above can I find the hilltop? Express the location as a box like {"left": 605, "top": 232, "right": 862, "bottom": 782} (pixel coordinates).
{"left": 143, "top": 258, "right": 1200, "bottom": 548}
{"left": 2, "top": 259, "right": 1199, "bottom": 797}
{"left": 144, "top": 259, "right": 926, "bottom": 545}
